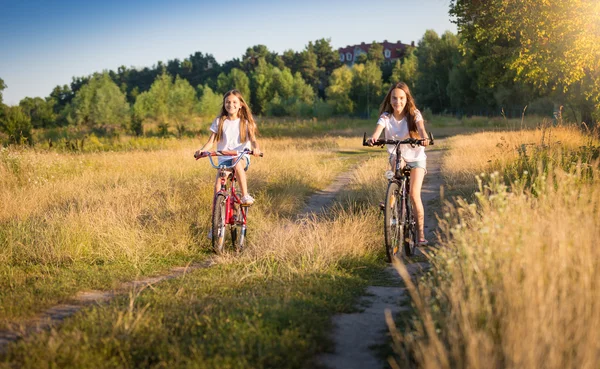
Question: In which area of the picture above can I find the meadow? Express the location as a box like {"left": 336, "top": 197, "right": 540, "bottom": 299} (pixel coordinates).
{"left": 3, "top": 114, "right": 584, "bottom": 368}
{"left": 390, "top": 123, "right": 600, "bottom": 369}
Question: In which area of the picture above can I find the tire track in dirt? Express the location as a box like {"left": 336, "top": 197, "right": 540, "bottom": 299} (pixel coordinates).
{"left": 317, "top": 143, "right": 444, "bottom": 369}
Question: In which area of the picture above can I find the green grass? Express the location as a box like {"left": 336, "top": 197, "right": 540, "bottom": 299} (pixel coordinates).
{"left": 1, "top": 257, "right": 387, "bottom": 369}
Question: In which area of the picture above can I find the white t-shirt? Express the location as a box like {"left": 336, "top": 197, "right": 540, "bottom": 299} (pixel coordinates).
{"left": 210, "top": 117, "right": 251, "bottom": 163}
{"left": 376, "top": 110, "right": 426, "bottom": 162}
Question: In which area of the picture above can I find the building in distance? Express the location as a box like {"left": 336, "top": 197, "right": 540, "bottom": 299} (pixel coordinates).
{"left": 338, "top": 40, "right": 415, "bottom": 65}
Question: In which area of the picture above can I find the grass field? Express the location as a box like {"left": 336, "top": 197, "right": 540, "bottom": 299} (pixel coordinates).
{"left": 1, "top": 118, "right": 397, "bottom": 368}
{"left": 390, "top": 123, "right": 600, "bottom": 369}
{"left": 1, "top": 114, "right": 573, "bottom": 368}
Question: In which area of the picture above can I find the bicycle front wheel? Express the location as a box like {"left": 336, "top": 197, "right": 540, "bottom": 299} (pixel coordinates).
{"left": 403, "top": 198, "right": 418, "bottom": 257}
{"left": 212, "top": 194, "right": 227, "bottom": 254}
{"left": 384, "top": 181, "right": 404, "bottom": 262}
{"left": 231, "top": 206, "right": 246, "bottom": 253}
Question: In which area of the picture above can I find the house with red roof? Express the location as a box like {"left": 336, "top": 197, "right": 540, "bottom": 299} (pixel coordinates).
{"left": 338, "top": 40, "right": 415, "bottom": 65}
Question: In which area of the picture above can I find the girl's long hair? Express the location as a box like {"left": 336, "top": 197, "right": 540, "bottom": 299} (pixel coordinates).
{"left": 215, "top": 89, "right": 257, "bottom": 142}
{"left": 378, "top": 82, "right": 420, "bottom": 139}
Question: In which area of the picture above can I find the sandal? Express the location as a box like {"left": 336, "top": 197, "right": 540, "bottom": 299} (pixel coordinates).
{"left": 418, "top": 238, "right": 429, "bottom": 246}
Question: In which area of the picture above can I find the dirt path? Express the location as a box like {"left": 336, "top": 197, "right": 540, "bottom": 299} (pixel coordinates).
{"left": 317, "top": 144, "right": 444, "bottom": 369}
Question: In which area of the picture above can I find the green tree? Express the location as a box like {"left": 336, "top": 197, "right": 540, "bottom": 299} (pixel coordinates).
{"left": 0, "top": 106, "right": 33, "bottom": 144}
{"left": 196, "top": 85, "right": 222, "bottom": 117}
{"left": 450, "top": 0, "right": 600, "bottom": 123}
{"left": 297, "top": 43, "right": 320, "bottom": 92}
{"left": 241, "top": 45, "right": 279, "bottom": 73}
{"left": 250, "top": 58, "right": 275, "bottom": 115}
{"left": 390, "top": 46, "right": 418, "bottom": 90}
{"left": 133, "top": 72, "right": 197, "bottom": 130}
{"left": 216, "top": 68, "right": 251, "bottom": 103}
{"left": 367, "top": 41, "right": 385, "bottom": 66}
{"left": 0, "top": 78, "right": 6, "bottom": 117}
{"left": 19, "top": 97, "right": 56, "bottom": 128}
{"left": 350, "top": 61, "right": 383, "bottom": 117}
{"left": 0, "top": 77, "right": 6, "bottom": 105}
{"left": 71, "top": 73, "right": 130, "bottom": 129}
{"left": 169, "top": 76, "right": 197, "bottom": 134}
{"left": 414, "top": 30, "right": 460, "bottom": 113}
{"left": 326, "top": 65, "right": 355, "bottom": 114}
{"left": 313, "top": 38, "right": 342, "bottom": 96}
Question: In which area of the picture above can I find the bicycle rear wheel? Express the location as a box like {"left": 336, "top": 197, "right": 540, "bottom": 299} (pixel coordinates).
{"left": 384, "top": 181, "right": 404, "bottom": 262}
{"left": 212, "top": 194, "right": 227, "bottom": 254}
{"left": 403, "top": 199, "right": 418, "bottom": 257}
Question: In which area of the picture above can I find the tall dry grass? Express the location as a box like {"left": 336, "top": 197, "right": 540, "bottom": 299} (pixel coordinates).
{"left": 216, "top": 149, "right": 389, "bottom": 279}
{"left": 0, "top": 136, "right": 354, "bottom": 324}
{"left": 441, "top": 123, "right": 595, "bottom": 188}
{"left": 390, "top": 125, "right": 600, "bottom": 369}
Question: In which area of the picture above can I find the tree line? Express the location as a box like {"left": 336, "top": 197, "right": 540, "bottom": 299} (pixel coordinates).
{"left": 1, "top": 0, "right": 598, "bottom": 144}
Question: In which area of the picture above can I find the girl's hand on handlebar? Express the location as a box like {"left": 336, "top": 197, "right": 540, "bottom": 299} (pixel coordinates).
{"left": 366, "top": 137, "right": 376, "bottom": 147}
{"left": 251, "top": 148, "right": 262, "bottom": 157}
{"left": 194, "top": 150, "right": 209, "bottom": 159}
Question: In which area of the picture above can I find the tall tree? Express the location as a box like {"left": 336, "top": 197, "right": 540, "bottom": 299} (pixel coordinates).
{"left": 0, "top": 77, "right": 6, "bottom": 117}
{"left": 326, "top": 65, "right": 355, "bottom": 115}
{"left": 0, "top": 77, "right": 6, "bottom": 106}
{"left": 450, "top": 0, "right": 600, "bottom": 123}
{"left": 168, "top": 76, "right": 197, "bottom": 131}
{"left": 241, "top": 45, "right": 279, "bottom": 73}
{"left": 71, "top": 73, "right": 130, "bottom": 129}
{"left": 250, "top": 58, "right": 275, "bottom": 115}
{"left": 367, "top": 41, "right": 385, "bottom": 66}
{"left": 390, "top": 46, "right": 418, "bottom": 90}
{"left": 313, "top": 38, "right": 342, "bottom": 96}
{"left": 297, "top": 42, "right": 320, "bottom": 92}
{"left": 216, "top": 68, "right": 251, "bottom": 103}
{"left": 414, "top": 30, "right": 460, "bottom": 113}
{"left": 350, "top": 61, "right": 383, "bottom": 117}
{"left": 19, "top": 97, "right": 56, "bottom": 128}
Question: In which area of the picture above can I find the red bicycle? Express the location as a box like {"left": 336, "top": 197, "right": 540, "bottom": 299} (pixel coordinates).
{"left": 195, "top": 149, "right": 262, "bottom": 254}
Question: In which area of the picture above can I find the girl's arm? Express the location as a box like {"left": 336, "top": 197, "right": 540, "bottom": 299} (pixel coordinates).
{"left": 367, "top": 125, "right": 385, "bottom": 146}
{"left": 416, "top": 119, "right": 429, "bottom": 146}
{"left": 196, "top": 132, "right": 216, "bottom": 156}
{"left": 250, "top": 138, "right": 262, "bottom": 156}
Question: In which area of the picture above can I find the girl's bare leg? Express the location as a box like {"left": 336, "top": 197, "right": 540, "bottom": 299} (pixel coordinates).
{"left": 409, "top": 168, "right": 426, "bottom": 240}
{"left": 234, "top": 160, "right": 249, "bottom": 197}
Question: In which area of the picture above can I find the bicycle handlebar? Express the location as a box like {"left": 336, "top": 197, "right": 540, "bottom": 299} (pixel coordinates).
{"left": 362, "top": 132, "right": 435, "bottom": 147}
{"left": 194, "top": 149, "right": 263, "bottom": 159}
{"left": 194, "top": 149, "right": 263, "bottom": 169}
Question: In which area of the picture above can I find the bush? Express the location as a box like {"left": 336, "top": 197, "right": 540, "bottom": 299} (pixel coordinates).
{"left": 0, "top": 106, "right": 33, "bottom": 145}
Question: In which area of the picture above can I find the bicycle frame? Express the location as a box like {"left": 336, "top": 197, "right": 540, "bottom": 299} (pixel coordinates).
{"left": 196, "top": 149, "right": 261, "bottom": 253}
{"left": 207, "top": 151, "right": 250, "bottom": 227}
{"left": 362, "top": 132, "right": 434, "bottom": 260}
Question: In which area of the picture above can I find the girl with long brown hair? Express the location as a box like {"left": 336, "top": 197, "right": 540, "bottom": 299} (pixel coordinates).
{"left": 367, "top": 82, "right": 431, "bottom": 245}
{"left": 196, "top": 89, "right": 262, "bottom": 206}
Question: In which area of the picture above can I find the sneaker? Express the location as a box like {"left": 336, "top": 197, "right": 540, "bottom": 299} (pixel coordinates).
{"left": 207, "top": 229, "right": 212, "bottom": 240}
{"left": 240, "top": 195, "right": 255, "bottom": 206}
{"left": 418, "top": 238, "right": 429, "bottom": 246}
{"left": 379, "top": 201, "right": 385, "bottom": 211}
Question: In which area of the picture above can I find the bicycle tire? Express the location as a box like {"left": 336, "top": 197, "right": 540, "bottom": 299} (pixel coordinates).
{"left": 403, "top": 198, "right": 418, "bottom": 257}
{"left": 212, "top": 194, "right": 227, "bottom": 254}
{"left": 231, "top": 207, "right": 246, "bottom": 253}
{"left": 384, "top": 181, "right": 403, "bottom": 262}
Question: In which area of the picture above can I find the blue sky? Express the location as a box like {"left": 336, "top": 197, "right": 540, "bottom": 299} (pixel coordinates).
{"left": 0, "top": 0, "right": 456, "bottom": 105}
